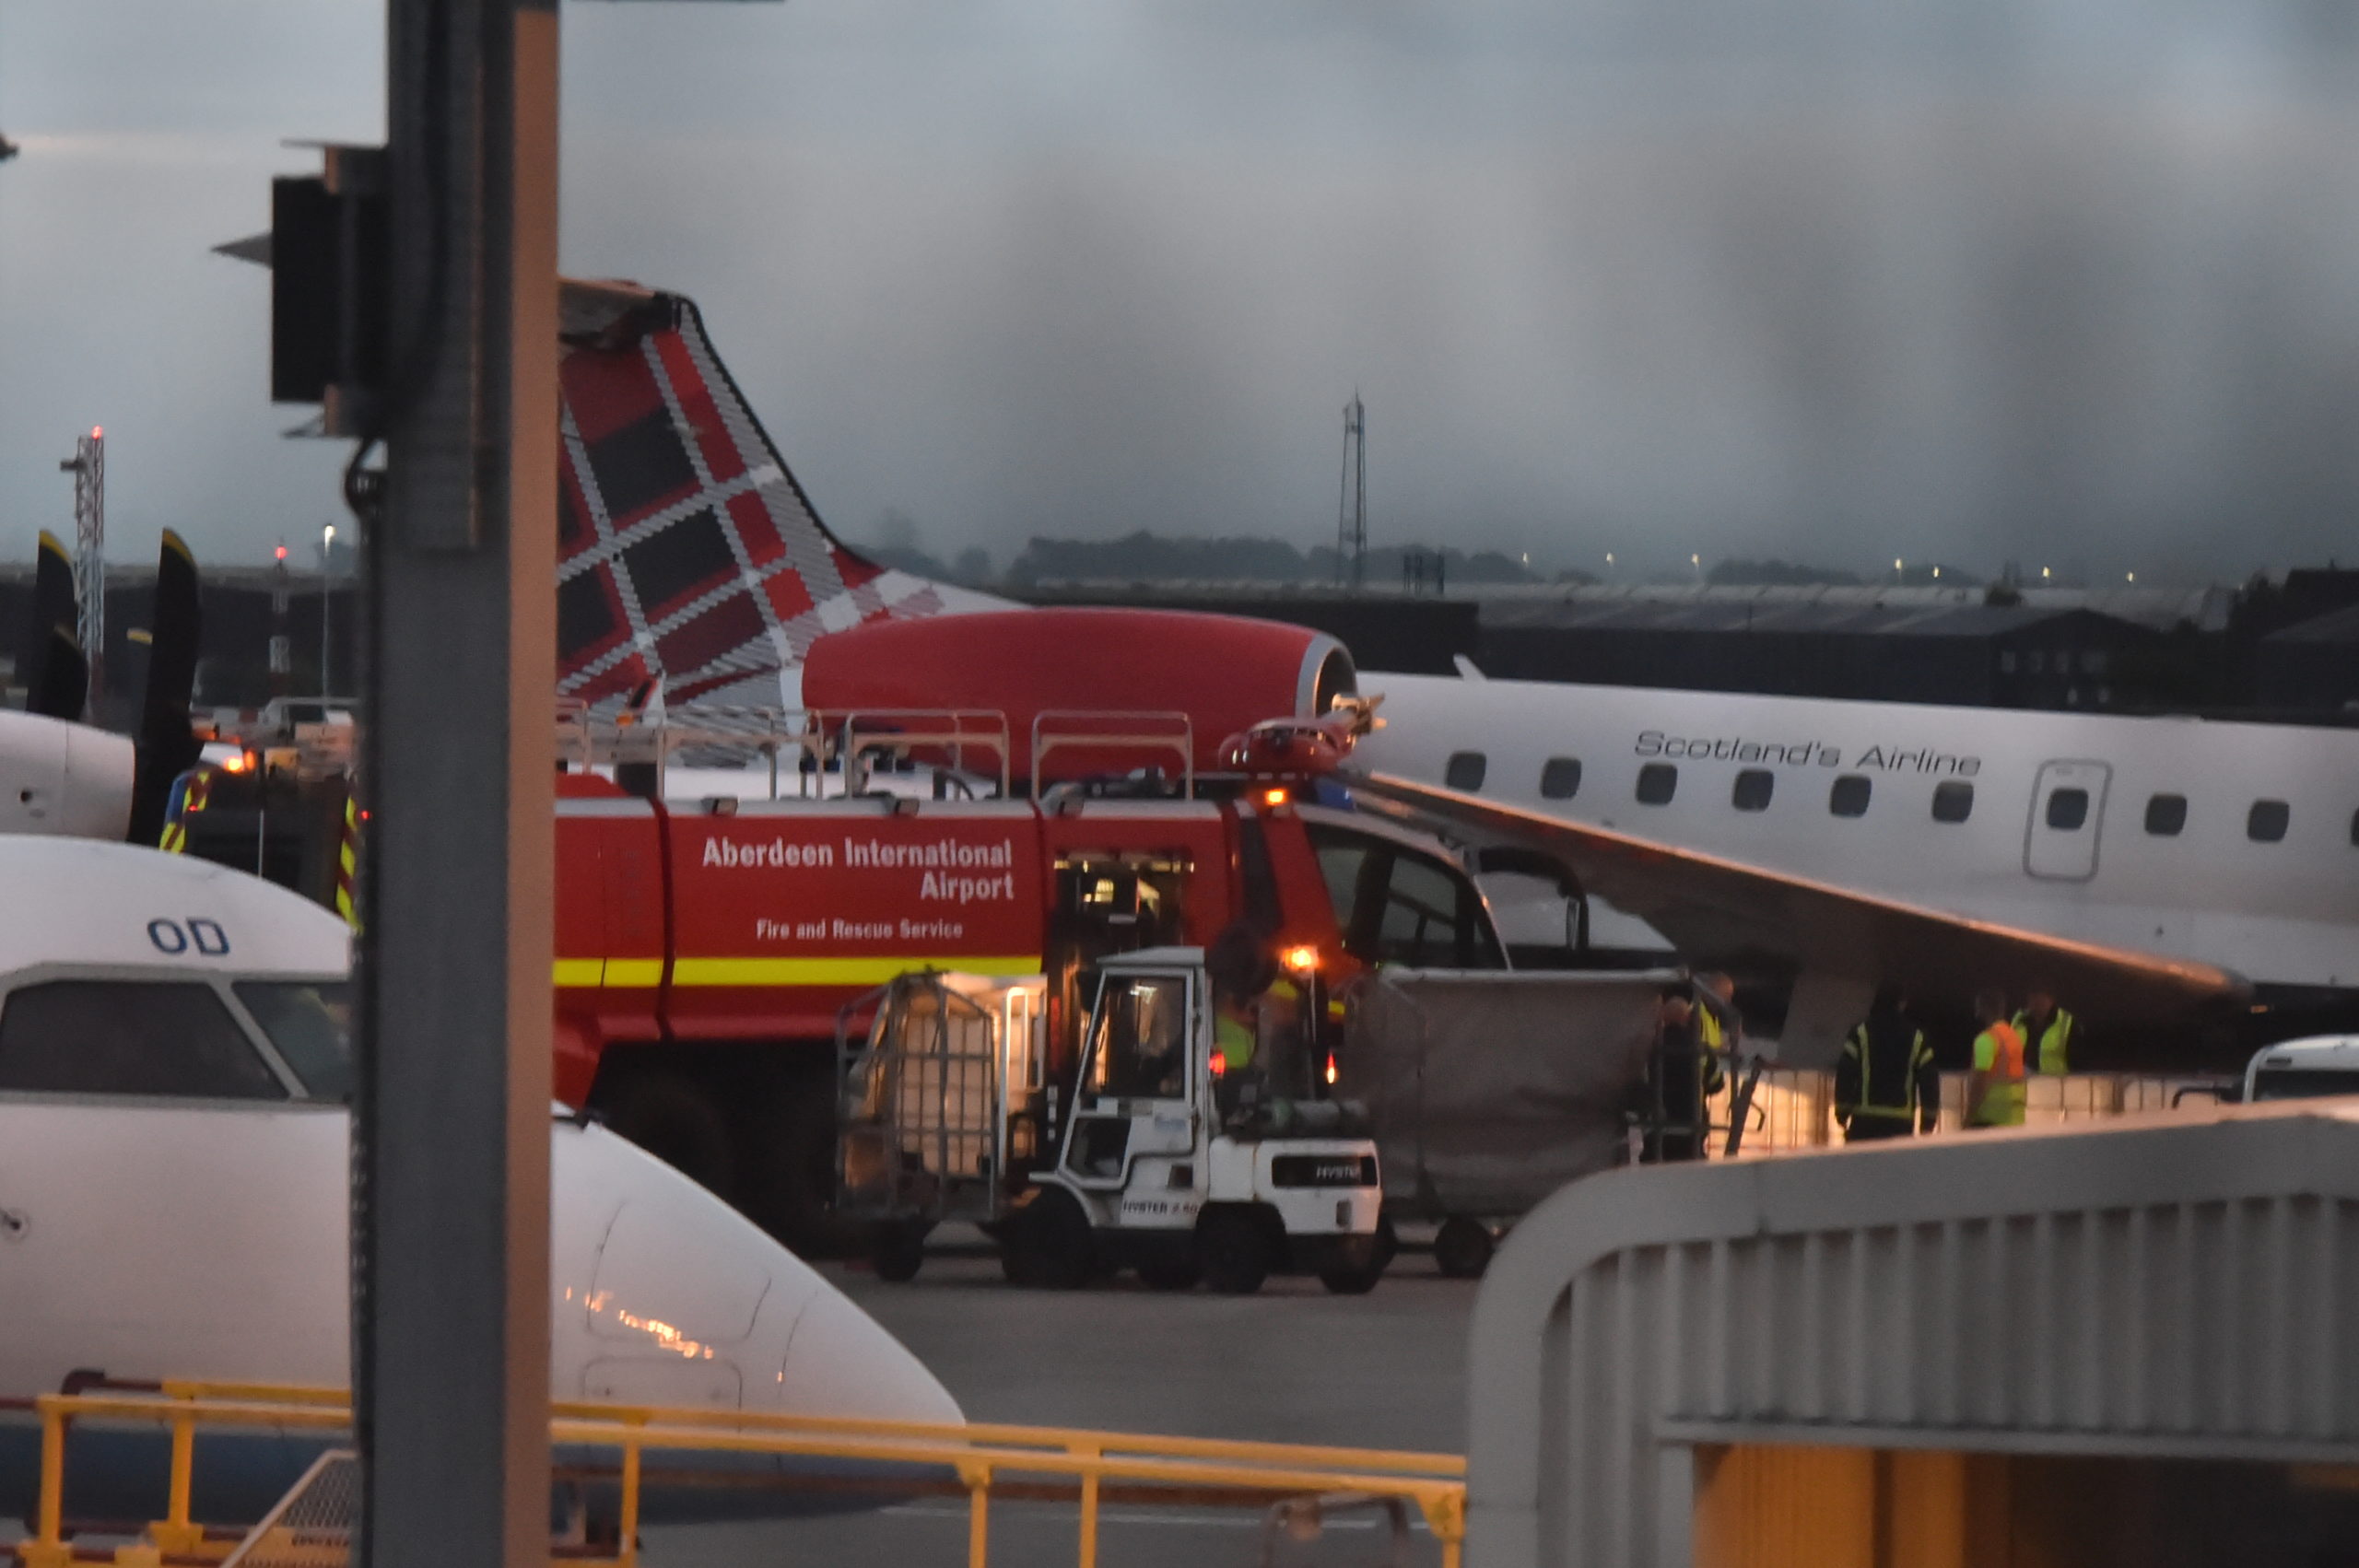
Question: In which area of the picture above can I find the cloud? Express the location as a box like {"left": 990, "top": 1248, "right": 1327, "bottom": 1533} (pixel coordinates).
{"left": 7, "top": 0, "right": 2359, "bottom": 583}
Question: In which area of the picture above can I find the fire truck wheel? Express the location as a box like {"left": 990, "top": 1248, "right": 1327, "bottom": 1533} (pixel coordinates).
{"left": 1136, "top": 1257, "right": 1202, "bottom": 1292}
{"left": 871, "top": 1223, "right": 928, "bottom": 1284}
{"left": 602, "top": 1071, "right": 738, "bottom": 1206}
{"left": 1196, "top": 1208, "right": 1273, "bottom": 1296}
{"left": 756, "top": 1068, "right": 845, "bottom": 1257}
{"left": 1434, "top": 1216, "right": 1495, "bottom": 1280}
{"left": 1006, "top": 1188, "right": 1095, "bottom": 1291}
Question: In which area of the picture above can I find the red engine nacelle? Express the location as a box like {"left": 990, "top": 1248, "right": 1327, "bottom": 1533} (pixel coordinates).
{"left": 800, "top": 608, "right": 1356, "bottom": 783}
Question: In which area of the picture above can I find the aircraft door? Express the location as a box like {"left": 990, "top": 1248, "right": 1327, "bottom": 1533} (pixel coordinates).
{"left": 2024, "top": 759, "right": 2110, "bottom": 882}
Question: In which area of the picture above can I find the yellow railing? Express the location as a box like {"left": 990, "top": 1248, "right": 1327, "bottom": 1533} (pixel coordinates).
{"left": 15, "top": 1381, "right": 1465, "bottom": 1568}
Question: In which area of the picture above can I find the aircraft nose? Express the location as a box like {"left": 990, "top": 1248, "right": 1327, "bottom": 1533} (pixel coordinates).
{"left": 773, "top": 1287, "right": 962, "bottom": 1428}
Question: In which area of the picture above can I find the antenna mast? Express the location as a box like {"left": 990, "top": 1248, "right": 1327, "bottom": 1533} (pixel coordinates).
{"left": 1336, "top": 392, "right": 1367, "bottom": 590}
{"left": 59, "top": 427, "right": 105, "bottom": 713}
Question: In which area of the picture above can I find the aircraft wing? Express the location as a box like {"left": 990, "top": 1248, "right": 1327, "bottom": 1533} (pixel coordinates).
{"left": 1344, "top": 771, "right": 2248, "bottom": 1027}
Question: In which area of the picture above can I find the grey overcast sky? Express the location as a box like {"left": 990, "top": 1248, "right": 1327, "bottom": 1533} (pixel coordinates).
{"left": 4, "top": 0, "right": 2359, "bottom": 583}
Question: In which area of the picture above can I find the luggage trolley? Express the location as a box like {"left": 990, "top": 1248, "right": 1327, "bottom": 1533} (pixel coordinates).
{"left": 835, "top": 971, "right": 1046, "bottom": 1281}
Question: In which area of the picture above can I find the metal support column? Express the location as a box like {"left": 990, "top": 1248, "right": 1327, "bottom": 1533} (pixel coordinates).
{"left": 357, "top": 3, "right": 557, "bottom": 1566}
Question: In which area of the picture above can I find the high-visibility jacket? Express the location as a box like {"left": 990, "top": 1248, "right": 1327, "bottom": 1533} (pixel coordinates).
{"left": 2012, "top": 1007, "right": 2073, "bottom": 1075}
{"left": 1695, "top": 1003, "right": 1729, "bottom": 1094}
{"left": 1214, "top": 1010, "right": 1255, "bottom": 1072}
{"left": 1836, "top": 1015, "right": 1936, "bottom": 1132}
{"left": 1969, "top": 1020, "right": 2028, "bottom": 1127}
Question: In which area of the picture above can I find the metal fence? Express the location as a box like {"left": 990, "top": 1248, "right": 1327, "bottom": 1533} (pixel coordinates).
{"left": 13, "top": 1381, "right": 1466, "bottom": 1568}
{"left": 1705, "top": 1068, "right": 2227, "bottom": 1155}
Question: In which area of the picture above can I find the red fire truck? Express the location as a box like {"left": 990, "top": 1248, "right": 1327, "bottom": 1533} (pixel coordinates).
{"left": 552, "top": 715, "right": 1511, "bottom": 1248}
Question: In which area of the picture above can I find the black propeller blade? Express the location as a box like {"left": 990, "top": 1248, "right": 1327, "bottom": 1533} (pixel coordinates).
{"left": 19, "top": 531, "right": 86, "bottom": 722}
{"left": 126, "top": 531, "right": 205, "bottom": 847}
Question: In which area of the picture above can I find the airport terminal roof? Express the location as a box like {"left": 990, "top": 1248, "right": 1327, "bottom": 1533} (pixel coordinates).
{"left": 1475, "top": 596, "right": 2157, "bottom": 640}
{"left": 1473, "top": 581, "right": 2230, "bottom": 633}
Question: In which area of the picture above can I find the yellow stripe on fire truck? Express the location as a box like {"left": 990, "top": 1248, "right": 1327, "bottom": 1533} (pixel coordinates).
{"left": 551, "top": 955, "right": 1043, "bottom": 987}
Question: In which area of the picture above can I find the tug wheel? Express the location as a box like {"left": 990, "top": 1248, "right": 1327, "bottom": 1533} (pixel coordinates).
{"left": 1197, "top": 1208, "right": 1275, "bottom": 1296}
{"left": 872, "top": 1223, "right": 929, "bottom": 1283}
{"left": 1434, "top": 1216, "right": 1496, "bottom": 1279}
{"left": 1005, "top": 1188, "right": 1095, "bottom": 1291}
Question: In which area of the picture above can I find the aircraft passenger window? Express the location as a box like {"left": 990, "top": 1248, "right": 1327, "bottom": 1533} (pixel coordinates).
{"left": 1539, "top": 757, "right": 1582, "bottom": 800}
{"left": 2046, "top": 788, "right": 2089, "bottom": 831}
{"left": 2248, "top": 800, "right": 2290, "bottom": 843}
{"left": 1731, "top": 769, "right": 1774, "bottom": 813}
{"left": 2351, "top": 807, "right": 2359, "bottom": 848}
{"left": 0, "top": 981, "right": 285, "bottom": 1101}
{"left": 1931, "top": 780, "right": 1974, "bottom": 823}
{"left": 1829, "top": 775, "right": 1872, "bottom": 818}
{"left": 1444, "top": 751, "right": 1488, "bottom": 792}
{"left": 234, "top": 981, "right": 353, "bottom": 1101}
{"left": 1636, "top": 764, "right": 1678, "bottom": 805}
{"left": 2145, "top": 794, "right": 2187, "bottom": 837}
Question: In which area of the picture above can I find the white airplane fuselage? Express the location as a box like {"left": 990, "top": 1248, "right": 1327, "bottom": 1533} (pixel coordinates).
{"left": 0, "top": 710, "right": 135, "bottom": 838}
{"left": 0, "top": 838, "right": 959, "bottom": 1530}
{"left": 1358, "top": 673, "right": 2359, "bottom": 994}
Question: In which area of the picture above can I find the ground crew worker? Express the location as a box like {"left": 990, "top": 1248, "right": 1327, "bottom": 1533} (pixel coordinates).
{"left": 1647, "top": 982, "right": 1727, "bottom": 1161}
{"left": 2013, "top": 989, "right": 2073, "bottom": 1075}
{"left": 1695, "top": 973, "right": 1736, "bottom": 1097}
{"left": 1834, "top": 985, "right": 1938, "bottom": 1141}
{"left": 1212, "top": 990, "right": 1257, "bottom": 1076}
{"left": 1966, "top": 990, "right": 2027, "bottom": 1129}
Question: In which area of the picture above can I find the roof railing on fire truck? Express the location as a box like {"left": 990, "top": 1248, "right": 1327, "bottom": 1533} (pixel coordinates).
{"left": 839, "top": 709, "right": 1012, "bottom": 799}
{"left": 556, "top": 701, "right": 834, "bottom": 796}
{"left": 557, "top": 704, "right": 1204, "bottom": 803}
{"left": 1029, "top": 710, "right": 1193, "bottom": 802}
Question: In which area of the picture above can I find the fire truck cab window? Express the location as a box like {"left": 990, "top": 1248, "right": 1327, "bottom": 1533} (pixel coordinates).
{"left": 1314, "top": 840, "right": 1376, "bottom": 939}
{"left": 1305, "top": 824, "right": 1506, "bottom": 971}
{"left": 1377, "top": 852, "right": 1493, "bottom": 969}
{"left": 0, "top": 980, "right": 287, "bottom": 1101}
{"left": 1636, "top": 764, "right": 1677, "bottom": 805}
{"left": 1444, "top": 751, "right": 1487, "bottom": 792}
{"left": 1539, "top": 757, "right": 1582, "bottom": 800}
{"left": 1085, "top": 973, "right": 1190, "bottom": 1101}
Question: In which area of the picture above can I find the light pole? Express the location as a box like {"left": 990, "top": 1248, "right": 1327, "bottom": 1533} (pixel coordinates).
{"left": 322, "top": 523, "right": 336, "bottom": 697}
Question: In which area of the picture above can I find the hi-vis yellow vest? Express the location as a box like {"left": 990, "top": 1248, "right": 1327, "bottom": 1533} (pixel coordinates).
{"left": 1970, "top": 1021, "right": 2027, "bottom": 1126}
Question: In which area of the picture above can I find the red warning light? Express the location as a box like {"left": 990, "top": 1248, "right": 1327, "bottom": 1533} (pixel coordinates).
{"left": 89, "top": 427, "right": 101, "bottom": 439}
{"left": 274, "top": 545, "right": 288, "bottom": 561}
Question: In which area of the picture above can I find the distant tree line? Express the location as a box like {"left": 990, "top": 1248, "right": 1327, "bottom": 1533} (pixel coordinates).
{"left": 998, "top": 532, "right": 1546, "bottom": 588}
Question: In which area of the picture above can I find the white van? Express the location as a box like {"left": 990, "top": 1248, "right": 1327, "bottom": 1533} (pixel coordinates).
{"left": 2242, "top": 1036, "right": 2359, "bottom": 1102}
